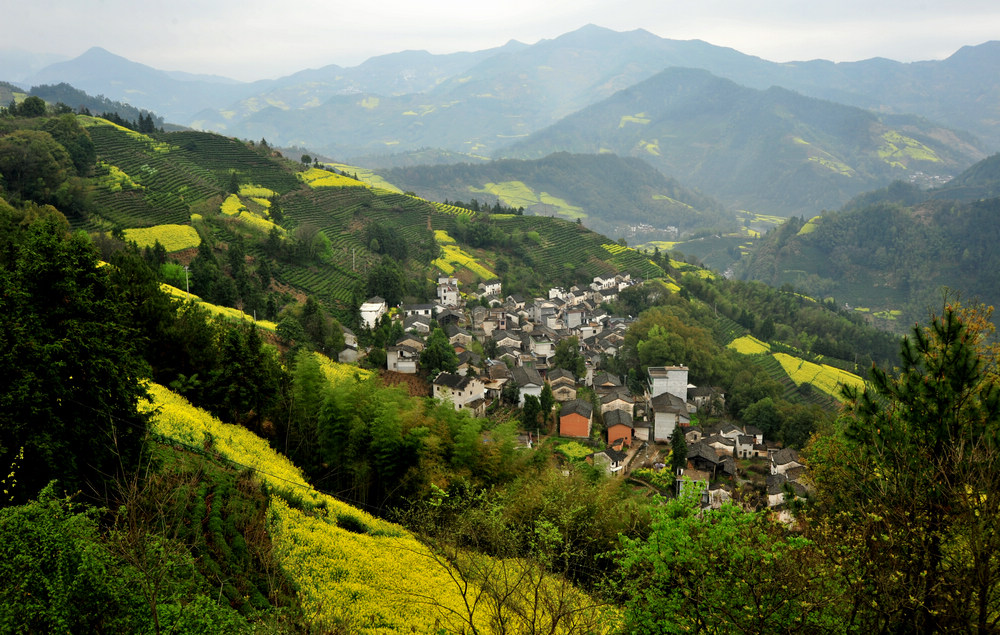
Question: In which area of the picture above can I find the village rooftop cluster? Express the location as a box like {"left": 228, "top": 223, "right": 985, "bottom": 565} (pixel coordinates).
{"left": 344, "top": 271, "right": 807, "bottom": 513}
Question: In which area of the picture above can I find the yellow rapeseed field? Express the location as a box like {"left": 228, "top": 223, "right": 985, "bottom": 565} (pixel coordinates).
{"left": 159, "top": 284, "right": 278, "bottom": 331}
{"left": 124, "top": 224, "right": 201, "bottom": 252}
{"left": 299, "top": 167, "right": 364, "bottom": 188}
{"left": 772, "top": 352, "right": 864, "bottom": 400}
{"left": 727, "top": 335, "right": 771, "bottom": 355}
{"left": 144, "top": 382, "right": 612, "bottom": 633}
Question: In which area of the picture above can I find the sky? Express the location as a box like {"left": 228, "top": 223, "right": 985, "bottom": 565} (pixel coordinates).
{"left": 6, "top": 0, "right": 1000, "bottom": 81}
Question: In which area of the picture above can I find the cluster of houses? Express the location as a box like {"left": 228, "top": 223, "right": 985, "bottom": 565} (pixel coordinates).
{"left": 349, "top": 271, "right": 808, "bottom": 513}
{"left": 673, "top": 423, "right": 808, "bottom": 516}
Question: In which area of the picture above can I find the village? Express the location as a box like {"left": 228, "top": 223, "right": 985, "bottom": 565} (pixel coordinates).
{"left": 345, "top": 272, "right": 808, "bottom": 516}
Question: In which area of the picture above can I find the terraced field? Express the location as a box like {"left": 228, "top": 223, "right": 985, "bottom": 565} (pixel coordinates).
{"left": 82, "top": 120, "right": 221, "bottom": 229}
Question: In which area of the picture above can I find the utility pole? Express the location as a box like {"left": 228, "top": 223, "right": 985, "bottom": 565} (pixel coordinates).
{"left": 184, "top": 265, "right": 189, "bottom": 294}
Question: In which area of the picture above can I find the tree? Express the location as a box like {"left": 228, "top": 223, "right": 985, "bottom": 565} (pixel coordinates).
{"left": 0, "top": 485, "right": 149, "bottom": 631}
{"left": 41, "top": 114, "right": 96, "bottom": 175}
{"left": 13, "top": 95, "right": 47, "bottom": 117}
{"left": 814, "top": 307, "right": 1000, "bottom": 632}
{"left": 669, "top": 426, "right": 687, "bottom": 473}
{"left": 0, "top": 212, "right": 150, "bottom": 503}
{"left": 421, "top": 328, "right": 459, "bottom": 378}
{"left": 618, "top": 491, "right": 845, "bottom": 633}
{"left": 366, "top": 257, "right": 407, "bottom": 307}
{"left": 552, "top": 336, "right": 586, "bottom": 377}
{"left": 501, "top": 379, "right": 520, "bottom": 407}
{"left": 522, "top": 394, "right": 542, "bottom": 432}
{"left": 0, "top": 129, "right": 74, "bottom": 204}
{"left": 539, "top": 383, "right": 555, "bottom": 431}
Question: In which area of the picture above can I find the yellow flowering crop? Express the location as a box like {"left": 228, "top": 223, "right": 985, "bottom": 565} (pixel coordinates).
{"left": 159, "top": 284, "right": 277, "bottom": 331}
{"left": 124, "top": 224, "right": 200, "bottom": 252}
{"left": 145, "top": 378, "right": 613, "bottom": 633}
{"left": 321, "top": 163, "right": 403, "bottom": 192}
{"left": 434, "top": 229, "right": 457, "bottom": 244}
{"left": 238, "top": 184, "right": 277, "bottom": 198}
{"left": 299, "top": 167, "right": 363, "bottom": 188}
{"left": 220, "top": 193, "right": 247, "bottom": 216}
{"left": 434, "top": 244, "right": 495, "bottom": 279}
{"left": 727, "top": 335, "right": 771, "bottom": 355}
{"left": 773, "top": 352, "right": 864, "bottom": 401}
{"left": 97, "top": 161, "right": 143, "bottom": 192}
{"left": 236, "top": 210, "right": 282, "bottom": 235}
{"left": 313, "top": 352, "right": 374, "bottom": 385}
{"left": 432, "top": 231, "right": 495, "bottom": 279}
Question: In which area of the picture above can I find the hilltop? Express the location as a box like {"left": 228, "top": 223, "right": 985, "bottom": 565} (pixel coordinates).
{"left": 8, "top": 26, "right": 1000, "bottom": 223}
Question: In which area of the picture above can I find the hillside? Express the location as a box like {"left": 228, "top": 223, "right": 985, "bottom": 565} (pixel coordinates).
{"left": 16, "top": 105, "right": 1000, "bottom": 633}
{"left": 738, "top": 154, "right": 1000, "bottom": 328}
{"left": 379, "top": 152, "right": 733, "bottom": 238}
{"left": 502, "top": 67, "right": 986, "bottom": 216}
{"left": 72, "top": 116, "right": 667, "bottom": 317}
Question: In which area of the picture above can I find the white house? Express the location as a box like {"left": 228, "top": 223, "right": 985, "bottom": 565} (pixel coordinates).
{"left": 650, "top": 391, "right": 689, "bottom": 442}
{"left": 433, "top": 372, "right": 486, "bottom": 414}
{"left": 511, "top": 366, "right": 544, "bottom": 407}
{"left": 648, "top": 365, "right": 689, "bottom": 402}
{"left": 386, "top": 345, "right": 419, "bottom": 374}
{"left": 770, "top": 448, "right": 804, "bottom": 475}
{"left": 478, "top": 279, "right": 502, "bottom": 298}
{"left": 360, "top": 296, "right": 388, "bottom": 329}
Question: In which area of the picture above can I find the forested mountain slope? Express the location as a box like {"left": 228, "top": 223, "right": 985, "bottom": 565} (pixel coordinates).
{"left": 380, "top": 152, "right": 732, "bottom": 238}
{"left": 503, "top": 67, "right": 985, "bottom": 216}
{"left": 739, "top": 153, "right": 1000, "bottom": 328}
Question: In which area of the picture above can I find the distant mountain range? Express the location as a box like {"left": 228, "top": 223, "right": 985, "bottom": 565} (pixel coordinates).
{"left": 6, "top": 25, "right": 1000, "bottom": 217}
{"left": 502, "top": 67, "right": 985, "bottom": 214}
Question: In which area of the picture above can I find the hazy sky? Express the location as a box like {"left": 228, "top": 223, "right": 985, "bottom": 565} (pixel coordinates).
{"left": 7, "top": 0, "right": 1000, "bottom": 81}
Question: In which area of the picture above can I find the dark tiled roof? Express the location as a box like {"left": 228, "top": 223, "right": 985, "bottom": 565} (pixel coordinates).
{"left": 560, "top": 398, "right": 593, "bottom": 419}
{"left": 433, "top": 372, "right": 472, "bottom": 390}
{"left": 604, "top": 409, "right": 633, "bottom": 428}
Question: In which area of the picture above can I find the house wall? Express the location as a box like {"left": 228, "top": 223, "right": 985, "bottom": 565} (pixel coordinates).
{"left": 518, "top": 385, "right": 542, "bottom": 408}
{"left": 560, "top": 413, "right": 591, "bottom": 438}
{"left": 606, "top": 423, "right": 633, "bottom": 447}
{"left": 653, "top": 411, "right": 678, "bottom": 442}
{"left": 552, "top": 386, "right": 577, "bottom": 402}
{"left": 601, "top": 400, "right": 631, "bottom": 415}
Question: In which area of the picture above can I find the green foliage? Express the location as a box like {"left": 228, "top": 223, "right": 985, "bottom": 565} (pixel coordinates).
{"left": 0, "top": 485, "right": 149, "bottom": 633}
{"left": 669, "top": 426, "right": 687, "bottom": 473}
{"left": 0, "top": 211, "right": 150, "bottom": 502}
{"left": 365, "top": 256, "right": 407, "bottom": 307}
{"left": 0, "top": 128, "right": 75, "bottom": 204}
{"left": 740, "top": 187, "right": 1000, "bottom": 328}
{"left": 384, "top": 152, "right": 731, "bottom": 236}
{"left": 617, "top": 491, "right": 845, "bottom": 633}
{"left": 420, "top": 327, "right": 459, "bottom": 378}
{"left": 552, "top": 336, "right": 586, "bottom": 377}
{"left": 521, "top": 394, "right": 542, "bottom": 432}
{"left": 811, "top": 307, "right": 1000, "bottom": 631}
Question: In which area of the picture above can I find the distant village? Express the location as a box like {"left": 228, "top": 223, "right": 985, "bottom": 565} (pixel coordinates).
{"left": 345, "top": 272, "right": 807, "bottom": 515}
